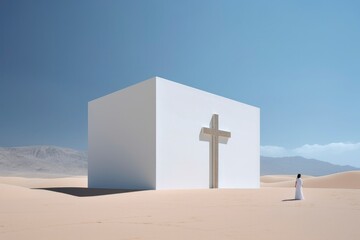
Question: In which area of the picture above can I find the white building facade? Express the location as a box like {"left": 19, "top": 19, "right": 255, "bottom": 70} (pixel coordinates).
{"left": 88, "top": 77, "right": 260, "bottom": 190}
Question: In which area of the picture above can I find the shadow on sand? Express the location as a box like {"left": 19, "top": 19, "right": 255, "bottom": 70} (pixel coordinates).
{"left": 34, "top": 187, "right": 146, "bottom": 197}
{"left": 282, "top": 199, "right": 299, "bottom": 202}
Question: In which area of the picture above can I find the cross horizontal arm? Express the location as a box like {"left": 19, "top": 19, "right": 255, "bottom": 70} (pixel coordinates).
{"left": 202, "top": 127, "right": 231, "bottom": 138}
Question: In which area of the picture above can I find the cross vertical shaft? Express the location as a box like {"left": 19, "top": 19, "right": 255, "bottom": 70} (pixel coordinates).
{"left": 202, "top": 114, "right": 231, "bottom": 189}
{"left": 211, "top": 114, "right": 219, "bottom": 188}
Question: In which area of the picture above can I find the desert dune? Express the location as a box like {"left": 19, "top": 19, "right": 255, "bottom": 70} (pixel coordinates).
{"left": 0, "top": 172, "right": 359, "bottom": 240}
{"left": 0, "top": 176, "right": 87, "bottom": 188}
{"left": 261, "top": 171, "right": 360, "bottom": 189}
{"left": 260, "top": 174, "right": 313, "bottom": 183}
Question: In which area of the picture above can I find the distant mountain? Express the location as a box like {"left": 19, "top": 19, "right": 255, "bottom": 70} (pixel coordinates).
{"left": 1, "top": 146, "right": 358, "bottom": 177}
{"left": 0, "top": 146, "right": 87, "bottom": 176}
{"left": 261, "top": 156, "right": 359, "bottom": 176}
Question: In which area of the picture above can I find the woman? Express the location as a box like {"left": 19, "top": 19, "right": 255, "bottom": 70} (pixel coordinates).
{"left": 295, "top": 173, "right": 304, "bottom": 200}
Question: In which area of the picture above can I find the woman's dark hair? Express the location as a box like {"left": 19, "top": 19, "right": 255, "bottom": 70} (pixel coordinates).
{"left": 297, "top": 174, "right": 301, "bottom": 178}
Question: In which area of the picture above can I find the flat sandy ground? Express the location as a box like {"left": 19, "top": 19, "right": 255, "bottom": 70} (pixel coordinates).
{"left": 0, "top": 172, "right": 359, "bottom": 240}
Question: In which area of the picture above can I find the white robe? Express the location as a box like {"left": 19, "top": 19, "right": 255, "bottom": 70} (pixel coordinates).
{"left": 295, "top": 178, "right": 304, "bottom": 200}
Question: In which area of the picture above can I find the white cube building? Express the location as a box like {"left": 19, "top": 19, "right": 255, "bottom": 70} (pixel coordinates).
{"left": 88, "top": 77, "right": 260, "bottom": 190}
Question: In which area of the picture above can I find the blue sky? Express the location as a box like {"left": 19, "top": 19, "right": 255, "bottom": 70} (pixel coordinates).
{"left": 1, "top": 1, "right": 360, "bottom": 167}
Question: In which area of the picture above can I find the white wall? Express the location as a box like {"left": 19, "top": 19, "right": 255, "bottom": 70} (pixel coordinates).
{"left": 88, "top": 79, "right": 156, "bottom": 189}
{"left": 88, "top": 77, "right": 259, "bottom": 190}
{"left": 156, "top": 77, "right": 260, "bottom": 189}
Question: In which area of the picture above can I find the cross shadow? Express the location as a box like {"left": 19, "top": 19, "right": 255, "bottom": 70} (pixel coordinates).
{"left": 33, "top": 187, "right": 146, "bottom": 197}
{"left": 282, "top": 198, "right": 298, "bottom": 202}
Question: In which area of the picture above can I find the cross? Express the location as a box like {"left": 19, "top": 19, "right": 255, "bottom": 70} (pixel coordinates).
{"left": 201, "top": 114, "right": 231, "bottom": 188}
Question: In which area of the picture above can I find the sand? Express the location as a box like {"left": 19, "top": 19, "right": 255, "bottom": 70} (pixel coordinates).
{"left": 261, "top": 171, "right": 360, "bottom": 189}
{"left": 0, "top": 176, "right": 87, "bottom": 188}
{"left": 0, "top": 172, "right": 359, "bottom": 240}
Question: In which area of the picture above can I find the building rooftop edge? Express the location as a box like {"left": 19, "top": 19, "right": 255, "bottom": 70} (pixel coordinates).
{"left": 89, "top": 76, "right": 260, "bottom": 110}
